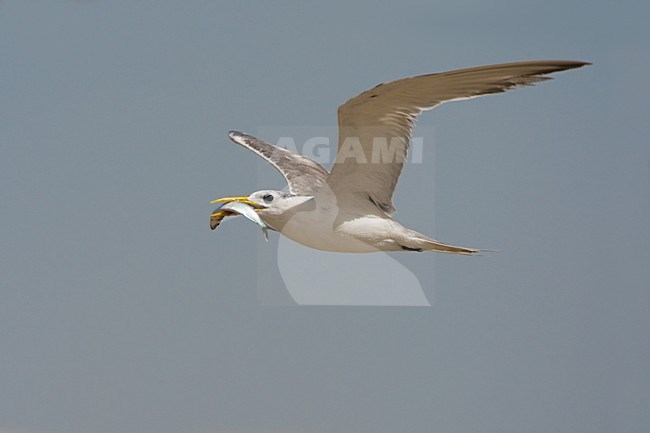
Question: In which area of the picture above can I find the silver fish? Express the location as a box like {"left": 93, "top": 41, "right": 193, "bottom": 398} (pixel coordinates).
{"left": 210, "top": 201, "right": 269, "bottom": 241}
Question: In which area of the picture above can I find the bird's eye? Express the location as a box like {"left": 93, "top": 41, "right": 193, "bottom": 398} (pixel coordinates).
{"left": 263, "top": 194, "right": 274, "bottom": 203}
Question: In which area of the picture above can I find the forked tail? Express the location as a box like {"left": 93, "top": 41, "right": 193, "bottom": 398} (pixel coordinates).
{"left": 400, "top": 231, "right": 482, "bottom": 255}
{"left": 419, "top": 239, "right": 480, "bottom": 255}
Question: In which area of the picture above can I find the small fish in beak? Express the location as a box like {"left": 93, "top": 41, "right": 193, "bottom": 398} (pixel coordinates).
{"left": 210, "top": 198, "right": 269, "bottom": 241}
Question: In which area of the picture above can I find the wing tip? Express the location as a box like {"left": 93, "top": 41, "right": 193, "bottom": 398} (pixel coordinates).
{"left": 551, "top": 59, "right": 592, "bottom": 71}
{"left": 534, "top": 60, "right": 592, "bottom": 77}
{"left": 228, "top": 130, "right": 251, "bottom": 146}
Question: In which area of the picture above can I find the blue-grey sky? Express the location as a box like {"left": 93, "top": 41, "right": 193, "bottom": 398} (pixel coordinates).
{"left": 1, "top": 1, "right": 649, "bottom": 433}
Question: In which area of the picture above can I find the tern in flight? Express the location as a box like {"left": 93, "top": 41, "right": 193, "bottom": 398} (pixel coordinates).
{"left": 210, "top": 60, "right": 589, "bottom": 254}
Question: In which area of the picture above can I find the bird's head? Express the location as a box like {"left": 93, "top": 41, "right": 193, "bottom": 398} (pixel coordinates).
{"left": 210, "top": 189, "right": 289, "bottom": 213}
{"left": 210, "top": 189, "right": 314, "bottom": 221}
{"left": 246, "top": 190, "right": 291, "bottom": 208}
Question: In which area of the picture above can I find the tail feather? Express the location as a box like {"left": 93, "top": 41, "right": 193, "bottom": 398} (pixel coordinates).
{"left": 419, "top": 239, "right": 480, "bottom": 255}
{"left": 401, "top": 232, "right": 482, "bottom": 255}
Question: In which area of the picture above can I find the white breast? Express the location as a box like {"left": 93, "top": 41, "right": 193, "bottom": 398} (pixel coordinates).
{"left": 261, "top": 200, "right": 401, "bottom": 253}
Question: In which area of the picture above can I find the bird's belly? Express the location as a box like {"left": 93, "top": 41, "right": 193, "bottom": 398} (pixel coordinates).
{"left": 262, "top": 210, "right": 400, "bottom": 253}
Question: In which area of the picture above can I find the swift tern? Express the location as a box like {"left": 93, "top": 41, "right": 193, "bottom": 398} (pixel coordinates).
{"left": 211, "top": 60, "right": 589, "bottom": 254}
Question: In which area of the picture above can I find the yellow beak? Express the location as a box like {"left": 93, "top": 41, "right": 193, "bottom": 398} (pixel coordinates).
{"left": 210, "top": 196, "right": 259, "bottom": 206}
{"left": 210, "top": 196, "right": 265, "bottom": 218}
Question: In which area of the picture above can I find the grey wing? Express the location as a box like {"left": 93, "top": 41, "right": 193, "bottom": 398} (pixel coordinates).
{"left": 228, "top": 131, "right": 330, "bottom": 196}
{"left": 326, "top": 60, "right": 590, "bottom": 213}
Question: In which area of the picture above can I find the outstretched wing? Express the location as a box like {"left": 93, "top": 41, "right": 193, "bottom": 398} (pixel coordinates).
{"left": 228, "top": 131, "right": 329, "bottom": 196}
{"left": 326, "top": 60, "right": 590, "bottom": 213}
